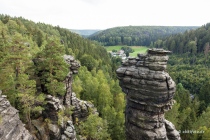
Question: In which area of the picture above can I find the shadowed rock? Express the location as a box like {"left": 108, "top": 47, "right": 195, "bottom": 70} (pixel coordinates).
{"left": 116, "top": 48, "right": 181, "bottom": 140}
{"left": 0, "top": 91, "right": 34, "bottom": 140}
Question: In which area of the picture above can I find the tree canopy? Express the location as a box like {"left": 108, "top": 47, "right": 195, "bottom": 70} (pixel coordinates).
{"left": 88, "top": 26, "right": 198, "bottom": 46}
{"left": 0, "top": 14, "right": 125, "bottom": 140}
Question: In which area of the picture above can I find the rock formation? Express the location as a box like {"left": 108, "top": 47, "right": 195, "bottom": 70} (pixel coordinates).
{"left": 0, "top": 90, "right": 34, "bottom": 140}
{"left": 63, "top": 55, "right": 97, "bottom": 118}
{"left": 63, "top": 54, "right": 80, "bottom": 106}
{"left": 71, "top": 92, "right": 98, "bottom": 122}
{"left": 0, "top": 54, "right": 97, "bottom": 140}
{"left": 116, "top": 48, "right": 181, "bottom": 140}
{"left": 33, "top": 55, "right": 96, "bottom": 140}
{"left": 34, "top": 54, "right": 98, "bottom": 140}
{"left": 61, "top": 121, "right": 76, "bottom": 140}
{"left": 31, "top": 55, "right": 81, "bottom": 140}
{"left": 39, "top": 92, "right": 97, "bottom": 140}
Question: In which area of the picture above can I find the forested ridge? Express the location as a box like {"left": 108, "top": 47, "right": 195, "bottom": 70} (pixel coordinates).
{"left": 1, "top": 13, "right": 210, "bottom": 140}
{"left": 157, "top": 23, "right": 210, "bottom": 139}
{"left": 0, "top": 14, "right": 125, "bottom": 140}
{"left": 153, "top": 23, "right": 210, "bottom": 55}
{"left": 88, "top": 26, "right": 198, "bottom": 46}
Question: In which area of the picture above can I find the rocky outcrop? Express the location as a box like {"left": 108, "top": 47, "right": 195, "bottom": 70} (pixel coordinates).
{"left": 63, "top": 55, "right": 97, "bottom": 121}
{"left": 116, "top": 48, "right": 181, "bottom": 140}
{"left": 0, "top": 54, "right": 97, "bottom": 140}
{"left": 0, "top": 90, "right": 34, "bottom": 140}
{"left": 165, "top": 120, "right": 181, "bottom": 140}
{"left": 61, "top": 121, "right": 76, "bottom": 140}
{"left": 41, "top": 95, "right": 64, "bottom": 139}
{"left": 71, "top": 92, "right": 98, "bottom": 122}
{"left": 32, "top": 55, "right": 97, "bottom": 140}
{"left": 39, "top": 92, "right": 96, "bottom": 140}
{"left": 63, "top": 54, "right": 80, "bottom": 106}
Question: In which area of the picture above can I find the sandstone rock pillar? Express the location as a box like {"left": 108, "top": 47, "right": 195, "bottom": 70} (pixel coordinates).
{"left": 116, "top": 48, "right": 181, "bottom": 140}
{"left": 63, "top": 55, "right": 80, "bottom": 106}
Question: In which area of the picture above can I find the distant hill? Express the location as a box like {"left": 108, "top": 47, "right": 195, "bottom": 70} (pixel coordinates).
{"left": 70, "top": 29, "right": 101, "bottom": 37}
{"left": 153, "top": 22, "right": 210, "bottom": 54}
{"left": 88, "top": 26, "right": 199, "bottom": 46}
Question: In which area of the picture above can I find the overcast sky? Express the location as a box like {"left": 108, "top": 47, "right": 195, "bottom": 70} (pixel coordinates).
{"left": 0, "top": 0, "right": 209, "bottom": 29}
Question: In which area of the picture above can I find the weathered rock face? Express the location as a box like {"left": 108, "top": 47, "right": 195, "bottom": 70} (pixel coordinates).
{"left": 61, "top": 121, "right": 77, "bottom": 140}
{"left": 33, "top": 55, "right": 96, "bottom": 140}
{"left": 63, "top": 54, "right": 80, "bottom": 106}
{"left": 36, "top": 55, "right": 81, "bottom": 140}
{"left": 71, "top": 92, "right": 98, "bottom": 122}
{"left": 116, "top": 48, "right": 181, "bottom": 140}
{"left": 34, "top": 55, "right": 75, "bottom": 140}
{"left": 63, "top": 55, "right": 97, "bottom": 121}
{"left": 0, "top": 90, "right": 34, "bottom": 140}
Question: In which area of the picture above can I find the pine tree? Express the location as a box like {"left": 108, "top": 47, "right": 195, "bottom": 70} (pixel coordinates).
{"left": 35, "top": 37, "right": 68, "bottom": 96}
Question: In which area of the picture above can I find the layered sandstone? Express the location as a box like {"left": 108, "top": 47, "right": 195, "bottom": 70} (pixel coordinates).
{"left": 0, "top": 90, "right": 34, "bottom": 140}
{"left": 116, "top": 48, "right": 181, "bottom": 140}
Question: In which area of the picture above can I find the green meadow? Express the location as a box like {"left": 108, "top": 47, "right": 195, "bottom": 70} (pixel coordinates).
{"left": 105, "top": 45, "right": 124, "bottom": 52}
{"left": 129, "top": 46, "right": 148, "bottom": 57}
{"left": 105, "top": 46, "right": 148, "bottom": 57}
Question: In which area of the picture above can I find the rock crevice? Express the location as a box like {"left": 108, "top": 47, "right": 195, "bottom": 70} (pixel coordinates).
{"left": 116, "top": 48, "right": 181, "bottom": 140}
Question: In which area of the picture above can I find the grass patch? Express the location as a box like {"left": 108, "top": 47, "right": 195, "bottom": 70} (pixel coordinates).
{"left": 129, "top": 46, "right": 148, "bottom": 57}
{"left": 105, "top": 45, "right": 126, "bottom": 52}
{"left": 105, "top": 45, "right": 148, "bottom": 56}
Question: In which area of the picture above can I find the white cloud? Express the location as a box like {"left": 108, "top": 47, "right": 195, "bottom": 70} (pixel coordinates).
{"left": 0, "top": 0, "right": 209, "bottom": 29}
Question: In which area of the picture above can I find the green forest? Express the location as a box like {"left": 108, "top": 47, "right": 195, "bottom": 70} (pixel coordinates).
{"left": 88, "top": 26, "right": 198, "bottom": 46}
{"left": 1, "top": 14, "right": 210, "bottom": 140}
{"left": 154, "top": 24, "right": 210, "bottom": 139}
{"left": 90, "top": 23, "right": 210, "bottom": 139}
{"left": 0, "top": 14, "right": 125, "bottom": 140}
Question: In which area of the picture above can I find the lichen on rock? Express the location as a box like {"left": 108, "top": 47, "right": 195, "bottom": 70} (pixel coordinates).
{"left": 116, "top": 48, "right": 181, "bottom": 140}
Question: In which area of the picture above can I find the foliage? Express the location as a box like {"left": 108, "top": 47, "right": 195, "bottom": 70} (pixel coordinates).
{"left": 89, "top": 26, "right": 198, "bottom": 46}
{"left": 73, "top": 66, "right": 125, "bottom": 140}
{"left": 121, "top": 46, "right": 134, "bottom": 56}
{"left": 105, "top": 45, "right": 148, "bottom": 57}
{"left": 0, "top": 14, "right": 125, "bottom": 140}
{"left": 166, "top": 53, "right": 210, "bottom": 139}
{"left": 34, "top": 37, "right": 69, "bottom": 96}
{"left": 3, "top": 14, "right": 210, "bottom": 140}
{"left": 165, "top": 101, "right": 180, "bottom": 126}
{"left": 199, "top": 81, "right": 210, "bottom": 107}
{"left": 78, "top": 114, "right": 111, "bottom": 140}
{"left": 80, "top": 54, "right": 98, "bottom": 71}
{"left": 153, "top": 23, "right": 210, "bottom": 58}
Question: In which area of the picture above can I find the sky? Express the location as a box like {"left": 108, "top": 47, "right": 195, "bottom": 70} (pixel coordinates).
{"left": 0, "top": 0, "right": 209, "bottom": 29}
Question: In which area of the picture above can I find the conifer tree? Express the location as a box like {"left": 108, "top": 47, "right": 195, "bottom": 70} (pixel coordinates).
{"left": 35, "top": 37, "right": 68, "bottom": 96}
